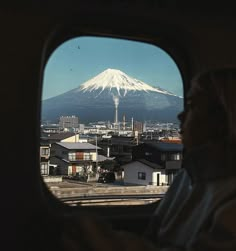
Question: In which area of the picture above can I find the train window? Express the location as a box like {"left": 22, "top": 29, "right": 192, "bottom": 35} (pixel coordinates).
{"left": 41, "top": 36, "right": 183, "bottom": 206}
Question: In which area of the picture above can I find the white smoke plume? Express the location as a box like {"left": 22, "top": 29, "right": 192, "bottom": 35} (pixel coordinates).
{"left": 112, "top": 95, "right": 119, "bottom": 108}
{"left": 113, "top": 95, "right": 119, "bottom": 125}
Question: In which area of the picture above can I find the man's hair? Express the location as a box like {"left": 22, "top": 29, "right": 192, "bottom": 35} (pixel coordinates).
{"left": 192, "top": 67, "right": 236, "bottom": 142}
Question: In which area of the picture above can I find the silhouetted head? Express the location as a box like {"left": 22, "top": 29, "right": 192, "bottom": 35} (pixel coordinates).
{"left": 178, "top": 67, "right": 236, "bottom": 150}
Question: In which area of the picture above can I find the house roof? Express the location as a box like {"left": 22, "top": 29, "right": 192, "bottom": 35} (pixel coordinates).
{"left": 137, "top": 159, "right": 163, "bottom": 169}
{"left": 47, "top": 132, "right": 75, "bottom": 141}
{"left": 122, "top": 159, "right": 163, "bottom": 170}
{"left": 145, "top": 142, "right": 183, "bottom": 152}
{"left": 55, "top": 142, "right": 101, "bottom": 150}
{"left": 50, "top": 156, "right": 69, "bottom": 163}
{"left": 79, "top": 134, "right": 95, "bottom": 139}
{"left": 40, "top": 138, "right": 50, "bottom": 146}
{"left": 97, "top": 155, "right": 115, "bottom": 162}
{"left": 101, "top": 136, "right": 137, "bottom": 145}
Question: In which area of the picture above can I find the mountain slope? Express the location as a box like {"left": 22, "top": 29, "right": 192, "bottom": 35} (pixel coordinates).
{"left": 42, "top": 69, "right": 183, "bottom": 123}
{"left": 78, "top": 68, "right": 177, "bottom": 97}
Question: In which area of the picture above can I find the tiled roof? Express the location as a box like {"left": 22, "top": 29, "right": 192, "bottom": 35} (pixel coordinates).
{"left": 40, "top": 138, "right": 50, "bottom": 146}
{"left": 47, "top": 132, "right": 75, "bottom": 141}
{"left": 101, "top": 136, "right": 136, "bottom": 145}
{"left": 145, "top": 142, "right": 183, "bottom": 152}
{"left": 137, "top": 159, "right": 163, "bottom": 169}
{"left": 55, "top": 142, "right": 101, "bottom": 150}
{"left": 122, "top": 159, "right": 163, "bottom": 170}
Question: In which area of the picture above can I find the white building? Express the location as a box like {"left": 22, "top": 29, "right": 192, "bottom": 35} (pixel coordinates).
{"left": 123, "top": 159, "right": 167, "bottom": 186}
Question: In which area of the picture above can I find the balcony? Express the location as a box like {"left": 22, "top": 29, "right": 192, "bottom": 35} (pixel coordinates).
{"left": 68, "top": 157, "right": 92, "bottom": 162}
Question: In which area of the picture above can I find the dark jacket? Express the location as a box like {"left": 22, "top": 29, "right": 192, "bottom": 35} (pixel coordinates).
{"left": 146, "top": 142, "right": 236, "bottom": 250}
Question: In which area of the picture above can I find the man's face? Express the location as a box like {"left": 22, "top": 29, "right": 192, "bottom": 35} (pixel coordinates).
{"left": 178, "top": 82, "right": 213, "bottom": 150}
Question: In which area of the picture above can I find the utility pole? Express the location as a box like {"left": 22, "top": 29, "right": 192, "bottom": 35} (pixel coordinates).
{"left": 74, "top": 127, "right": 76, "bottom": 143}
{"left": 95, "top": 135, "right": 98, "bottom": 172}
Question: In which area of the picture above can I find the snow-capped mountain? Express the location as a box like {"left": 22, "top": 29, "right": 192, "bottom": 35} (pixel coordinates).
{"left": 78, "top": 68, "right": 177, "bottom": 97}
{"left": 42, "top": 69, "right": 183, "bottom": 123}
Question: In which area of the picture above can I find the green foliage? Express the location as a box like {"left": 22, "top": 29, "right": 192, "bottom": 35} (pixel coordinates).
{"left": 100, "top": 160, "right": 116, "bottom": 171}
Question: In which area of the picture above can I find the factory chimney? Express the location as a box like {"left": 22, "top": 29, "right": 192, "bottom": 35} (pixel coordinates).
{"left": 123, "top": 114, "right": 126, "bottom": 130}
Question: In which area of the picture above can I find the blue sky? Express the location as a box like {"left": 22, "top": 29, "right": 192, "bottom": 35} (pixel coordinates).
{"left": 42, "top": 36, "right": 183, "bottom": 100}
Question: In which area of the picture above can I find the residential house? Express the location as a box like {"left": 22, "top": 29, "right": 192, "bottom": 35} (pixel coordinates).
{"left": 47, "top": 132, "right": 95, "bottom": 144}
{"left": 50, "top": 142, "right": 106, "bottom": 176}
{"left": 123, "top": 142, "right": 183, "bottom": 185}
{"left": 41, "top": 124, "right": 61, "bottom": 134}
{"left": 98, "top": 135, "right": 138, "bottom": 165}
{"left": 40, "top": 138, "right": 50, "bottom": 175}
{"left": 39, "top": 133, "right": 75, "bottom": 176}
{"left": 40, "top": 133, "right": 99, "bottom": 176}
{"left": 123, "top": 159, "right": 166, "bottom": 186}
{"left": 47, "top": 132, "right": 77, "bottom": 144}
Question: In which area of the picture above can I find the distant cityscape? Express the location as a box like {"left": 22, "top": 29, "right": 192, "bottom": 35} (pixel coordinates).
{"left": 41, "top": 115, "right": 180, "bottom": 138}
{"left": 40, "top": 113, "right": 182, "bottom": 190}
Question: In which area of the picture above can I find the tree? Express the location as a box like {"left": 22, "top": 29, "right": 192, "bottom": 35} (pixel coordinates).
{"left": 100, "top": 160, "right": 116, "bottom": 171}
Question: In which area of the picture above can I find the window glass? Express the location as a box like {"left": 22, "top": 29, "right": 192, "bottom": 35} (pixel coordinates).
{"left": 138, "top": 172, "right": 146, "bottom": 180}
{"left": 41, "top": 36, "right": 183, "bottom": 206}
{"left": 41, "top": 148, "right": 49, "bottom": 155}
{"left": 41, "top": 163, "right": 49, "bottom": 175}
{"left": 170, "top": 153, "right": 181, "bottom": 160}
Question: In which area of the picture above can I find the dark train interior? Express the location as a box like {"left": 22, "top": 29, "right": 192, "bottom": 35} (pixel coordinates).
{"left": 1, "top": 2, "right": 236, "bottom": 250}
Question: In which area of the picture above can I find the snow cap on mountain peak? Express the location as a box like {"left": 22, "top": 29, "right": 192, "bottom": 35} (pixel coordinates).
{"left": 78, "top": 68, "right": 176, "bottom": 97}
